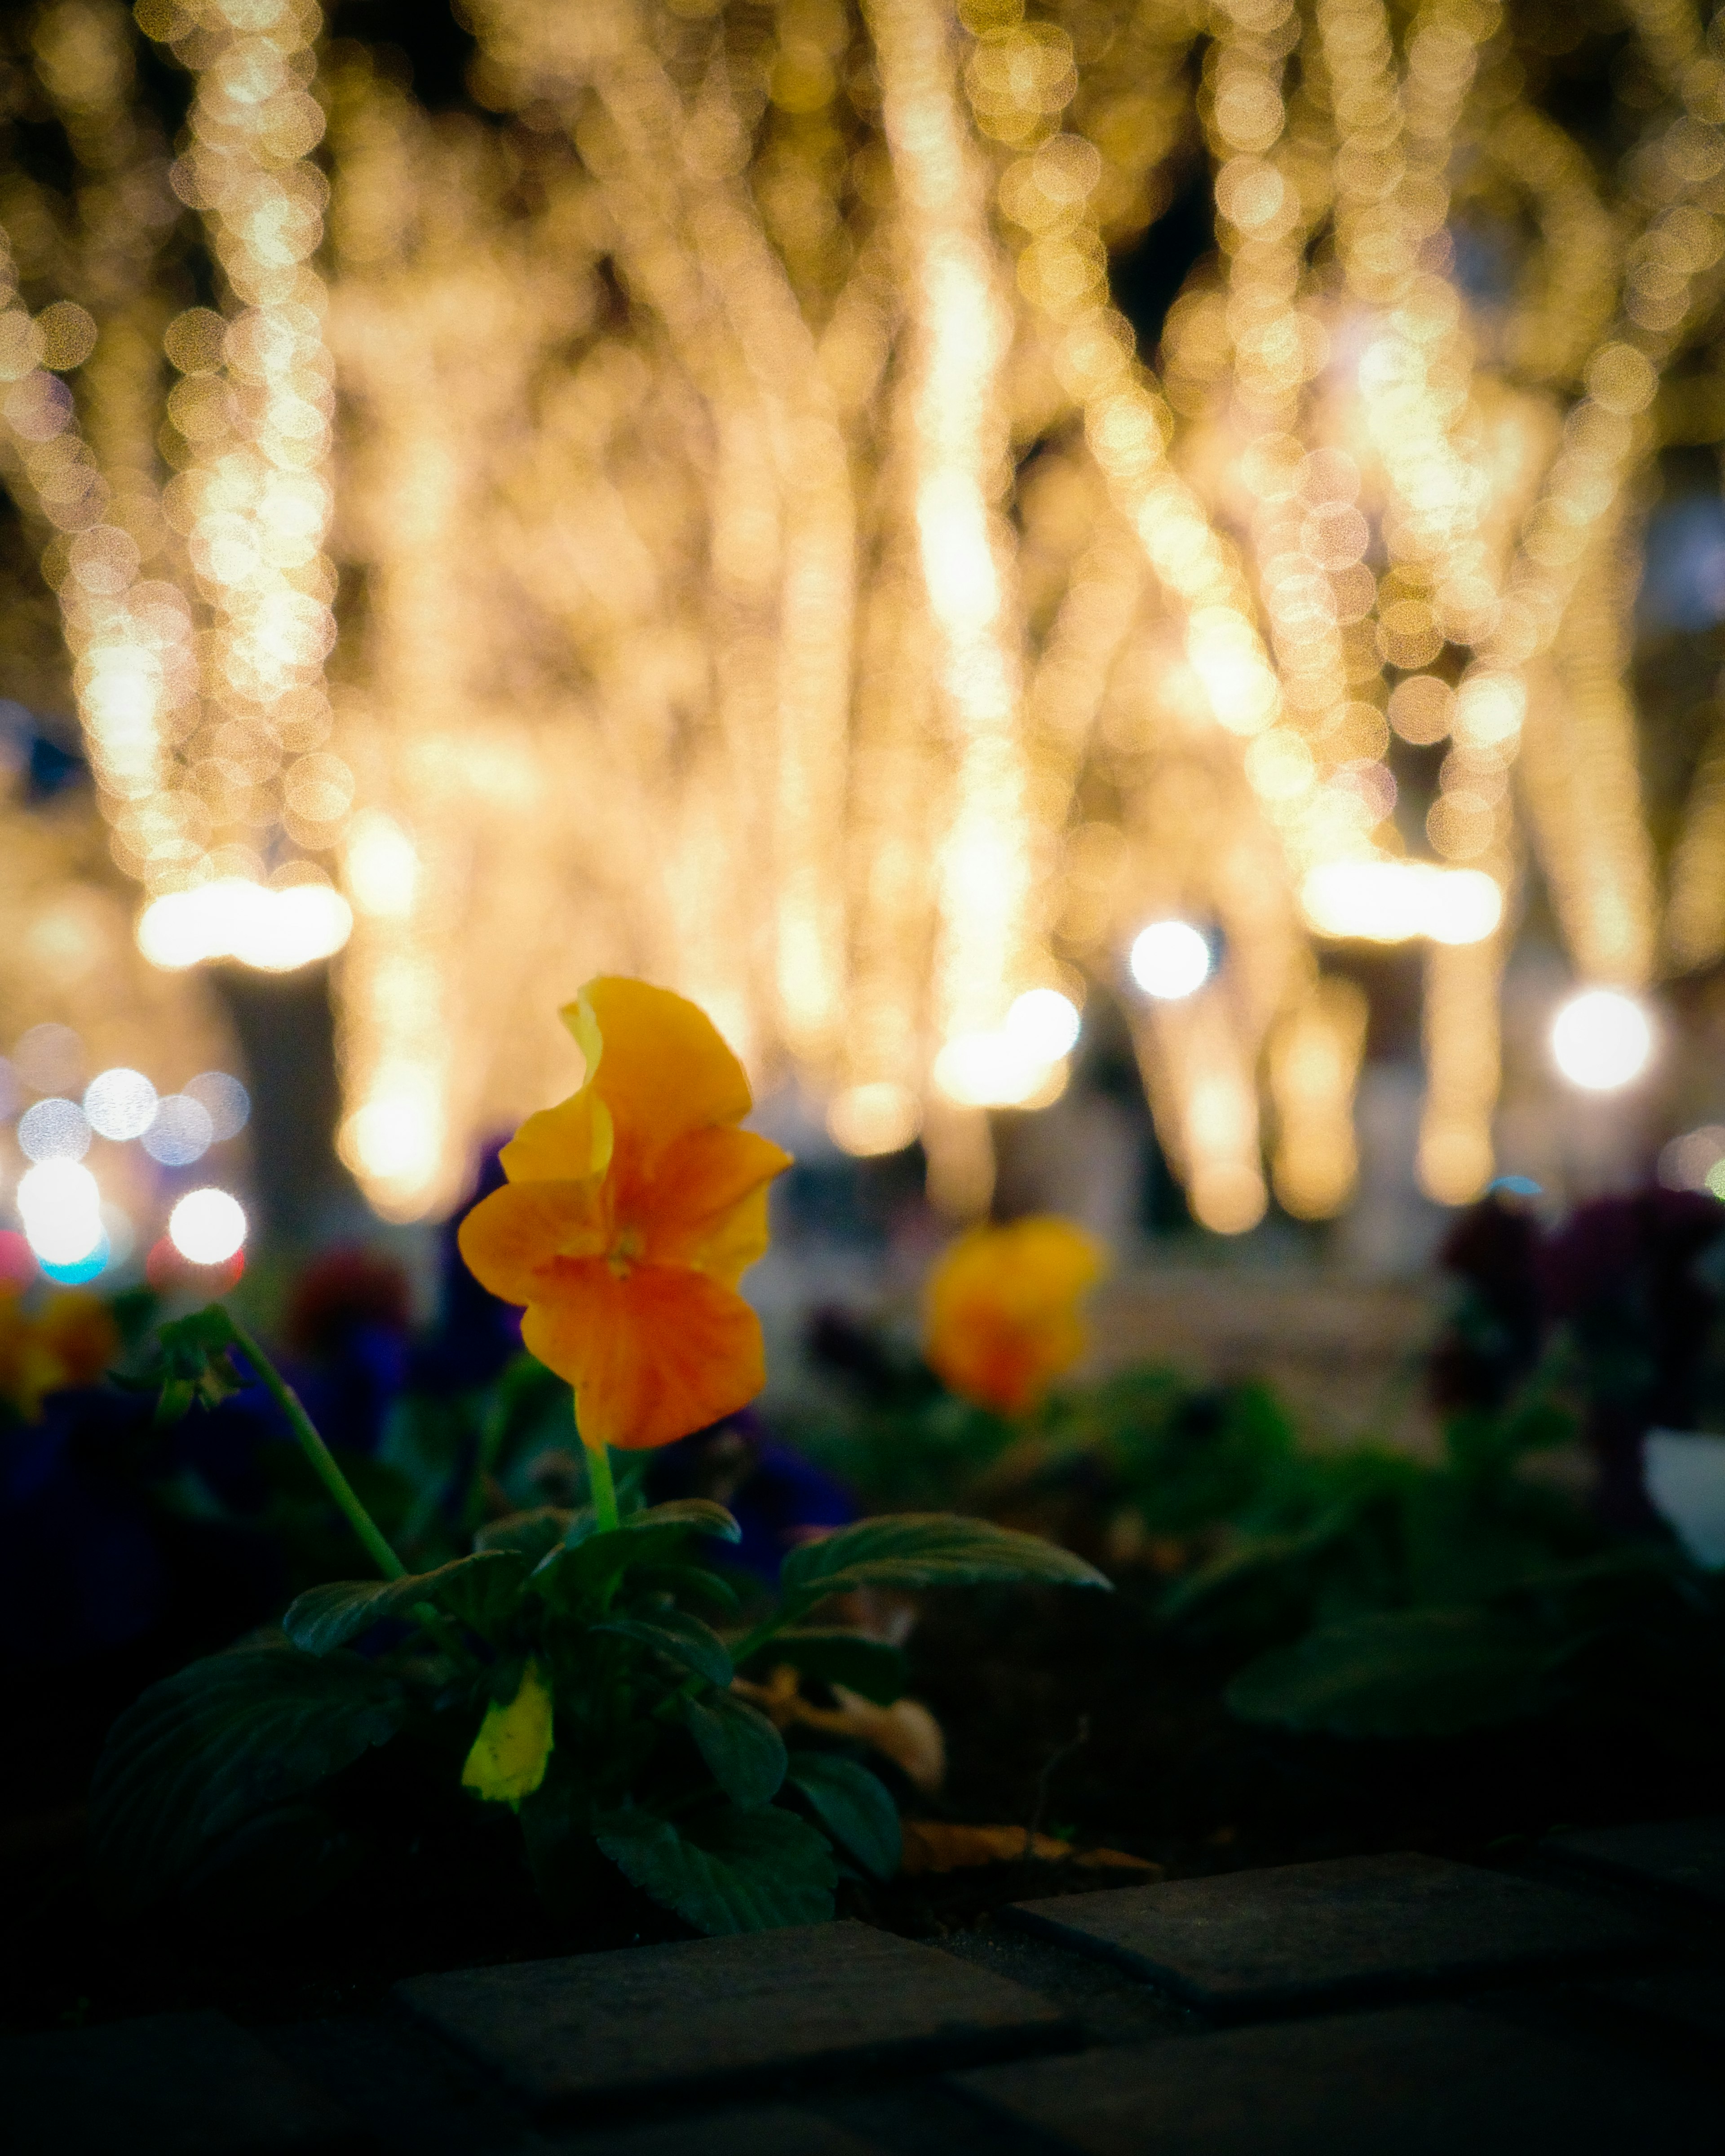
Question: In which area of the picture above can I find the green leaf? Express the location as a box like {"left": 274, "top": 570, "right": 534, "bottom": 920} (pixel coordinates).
{"left": 593, "top": 1803, "right": 837, "bottom": 1934}
{"left": 757, "top": 1627, "right": 906, "bottom": 1705}
{"left": 595, "top": 1606, "right": 733, "bottom": 1688}
{"left": 1158, "top": 1504, "right": 1363, "bottom": 1622}
{"left": 632, "top": 1562, "right": 741, "bottom": 1615}
{"left": 473, "top": 1507, "right": 577, "bottom": 1562}
{"left": 90, "top": 1638, "right": 406, "bottom": 1913}
{"left": 779, "top": 1514, "right": 1109, "bottom": 1605}
{"left": 686, "top": 1688, "right": 787, "bottom": 1807}
{"left": 283, "top": 1550, "right": 529, "bottom": 1655}
{"left": 534, "top": 1501, "right": 742, "bottom": 1611}
{"left": 1225, "top": 1607, "right": 1573, "bottom": 1739}
{"left": 785, "top": 1753, "right": 901, "bottom": 1879}
{"left": 624, "top": 1498, "right": 743, "bottom": 1540}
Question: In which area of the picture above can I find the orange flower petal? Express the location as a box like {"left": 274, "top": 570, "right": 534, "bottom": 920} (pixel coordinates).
{"left": 499, "top": 1087, "right": 613, "bottom": 1186}
{"left": 634, "top": 1126, "right": 791, "bottom": 1275}
{"left": 521, "top": 1260, "right": 765, "bottom": 1450}
{"left": 457, "top": 1181, "right": 609, "bottom": 1305}
{"left": 575, "top": 978, "right": 753, "bottom": 1167}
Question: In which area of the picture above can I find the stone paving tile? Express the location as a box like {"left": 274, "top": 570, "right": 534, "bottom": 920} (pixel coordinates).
{"left": 556, "top": 2102, "right": 885, "bottom": 2156}
{"left": 1548, "top": 1816, "right": 1725, "bottom": 1914}
{"left": 1584, "top": 1969, "right": 1725, "bottom": 2050}
{"left": 265, "top": 2011, "right": 552, "bottom": 2156}
{"left": 395, "top": 1919, "right": 1075, "bottom": 2120}
{"left": 1, "top": 2009, "right": 363, "bottom": 2156}
{"left": 1007, "top": 1851, "right": 1659, "bottom": 2016}
{"left": 948, "top": 2001, "right": 1719, "bottom": 2154}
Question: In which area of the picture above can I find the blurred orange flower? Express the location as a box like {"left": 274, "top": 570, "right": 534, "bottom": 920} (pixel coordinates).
{"left": 458, "top": 978, "right": 791, "bottom": 1451}
{"left": 924, "top": 1215, "right": 1107, "bottom": 1416}
{"left": 0, "top": 1288, "right": 119, "bottom": 1421}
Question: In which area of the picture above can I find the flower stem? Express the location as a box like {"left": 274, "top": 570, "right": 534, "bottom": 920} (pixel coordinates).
{"left": 226, "top": 1312, "right": 406, "bottom": 1582}
{"left": 585, "top": 1432, "right": 620, "bottom": 1534}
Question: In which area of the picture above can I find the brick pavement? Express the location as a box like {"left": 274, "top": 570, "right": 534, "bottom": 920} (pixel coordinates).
{"left": 9, "top": 1824, "right": 1725, "bottom": 2154}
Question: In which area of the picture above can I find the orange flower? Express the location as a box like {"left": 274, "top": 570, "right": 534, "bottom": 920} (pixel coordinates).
{"left": 924, "top": 1215, "right": 1107, "bottom": 1416}
{"left": 0, "top": 1287, "right": 119, "bottom": 1420}
{"left": 37, "top": 1291, "right": 120, "bottom": 1391}
{"left": 458, "top": 978, "right": 791, "bottom": 1451}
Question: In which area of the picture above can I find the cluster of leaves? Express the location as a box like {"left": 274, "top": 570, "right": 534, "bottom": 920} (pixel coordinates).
{"left": 791, "top": 1294, "right": 1725, "bottom": 1748}
{"left": 1161, "top": 1397, "right": 1725, "bottom": 1742}
{"left": 790, "top": 1307, "right": 1296, "bottom": 1529}
{"left": 91, "top": 1496, "right": 1106, "bottom": 1938}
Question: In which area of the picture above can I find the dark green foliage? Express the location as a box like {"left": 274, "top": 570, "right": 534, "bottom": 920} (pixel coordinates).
{"left": 778, "top": 1514, "right": 1109, "bottom": 1603}
{"left": 140, "top": 1306, "right": 248, "bottom": 1427}
{"left": 764, "top": 1628, "right": 907, "bottom": 1704}
{"left": 593, "top": 1803, "right": 839, "bottom": 1934}
{"left": 283, "top": 1551, "right": 530, "bottom": 1654}
{"left": 784, "top": 1754, "right": 902, "bottom": 1879}
{"left": 685, "top": 1689, "right": 788, "bottom": 1806}
{"left": 89, "top": 1638, "right": 406, "bottom": 1913}
{"left": 595, "top": 1606, "right": 734, "bottom": 1689}
{"left": 1224, "top": 1608, "right": 1574, "bottom": 1738}
{"left": 91, "top": 1347, "right": 1105, "bottom": 1936}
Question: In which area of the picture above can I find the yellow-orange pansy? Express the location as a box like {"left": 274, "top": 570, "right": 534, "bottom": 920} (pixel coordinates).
{"left": 458, "top": 978, "right": 791, "bottom": 1451}
{"left": 924, "top": 1215, "right": 1108, "bottom": 1417}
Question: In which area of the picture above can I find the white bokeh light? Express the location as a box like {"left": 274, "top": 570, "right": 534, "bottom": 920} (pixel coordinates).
{"left": 1129, "top": 919, "right": 1213, "bottom": 1001}
{"left": 138, "top": 879, "right": 352, "bottom": 973}
{"left": 1005, "top": 988, "right": 1082, "bottom": 1063}
{"left": 168, "top": 1187, "right": 247, "bottom": 1266}
{"left": 18, "top": 1097, "right": 93, "bottom": 1163}
{"left": 84, "top": 1067, "right": 159, "bottom": 1141}
{"left": 184, "top": 1070, "right": 249, "bottom": 1140}
{"left": 142, "top": 1094, "right": 215, "bottom": 1166}
{"left": 17, "top": 1159, "right": 103, "bottom": 1265}
{"left": 1550, "top": 989, "right": 1654, "bottom": 1092}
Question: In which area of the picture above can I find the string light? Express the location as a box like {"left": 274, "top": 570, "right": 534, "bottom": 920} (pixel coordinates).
{"left": 7, "top": 0, "right": 1725, "bottom": 1227}
{"left": 1551, "top": 988, "right": 1656, "bottom": 1093}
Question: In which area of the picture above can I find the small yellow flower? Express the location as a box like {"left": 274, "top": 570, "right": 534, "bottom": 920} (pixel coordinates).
{"left": 461, "top": 1659, "right": 555, "bottom": 1808}
{"left": 458, "top": 978, "right": 791, "bottom": 1452}
{"left": 924, "top": 1215, "right": 1108, "bottom": 1416}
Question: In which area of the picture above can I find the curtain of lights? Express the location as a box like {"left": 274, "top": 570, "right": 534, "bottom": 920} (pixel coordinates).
{"left": 2, "top": 0, "right": 1723, "bottom": 1224}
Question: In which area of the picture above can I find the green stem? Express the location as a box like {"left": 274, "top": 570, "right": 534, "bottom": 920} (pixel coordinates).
{"left": 226, "top": 1312, "right": 406, "bottom": 1582}
{"left": 585, "top": 1433, "right": 620, "bottom": 1534}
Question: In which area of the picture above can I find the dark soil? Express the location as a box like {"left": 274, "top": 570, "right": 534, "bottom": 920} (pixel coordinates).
{"left": 7, "top": 1577, "right": 1722, "bottom": 2038}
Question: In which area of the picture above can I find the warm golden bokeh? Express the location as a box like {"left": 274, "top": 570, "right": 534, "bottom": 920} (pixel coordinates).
{"left": 4, "top": 0, "right": 1725, "bottom": 1226}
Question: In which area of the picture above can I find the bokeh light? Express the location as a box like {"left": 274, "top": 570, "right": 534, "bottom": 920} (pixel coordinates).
{"left": 1550, "top": 990, "right": 1655, "bottom": 1093}
{"left": 1129, "top": 921, "right": 1212, "bottom": 1002}
{"left": 1659, "top": 1127, "right": 1725, "bottom": 1193}
{"left": 137, "top": 880, "right": 353, "bottom": 973}
{"left": 184, "top": 1071, "right": 249, "bottom": 1141}
{"left": 40, "top": 1236, "right": 109, "bottom": 1286}
{"left": 827, "top": 1082, "right": 922, "bottom": 1158}
{"left": 933, "top": 1030, "right": 1069, "bottom": 1110}
{"left": 168, "top": 1187, "right": 247, "bottom": 1266}
{"left": 17, "top": 1159, "right": 103, "bottom": 1266}
{"left": 142, "top": 1094, "right": 215, "bottom": 1166}
{"left": 84, "top": 1067, "right": 159, "bottom": 1141}
{"left": 17, "top": 1097, "right": 93, "bottom": 1163}
{"left": 1005, "top": 989, "right": 1082, "bottom": 1063}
